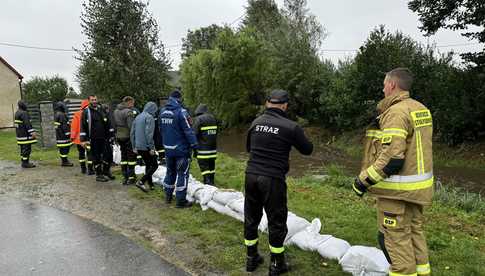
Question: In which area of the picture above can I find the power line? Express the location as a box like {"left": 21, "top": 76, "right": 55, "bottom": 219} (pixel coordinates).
{"left": 0, "top": 40, "right": 481, "bottom": 54}
{"left": 0, "top": 42, "right": 75, "bottom": 52}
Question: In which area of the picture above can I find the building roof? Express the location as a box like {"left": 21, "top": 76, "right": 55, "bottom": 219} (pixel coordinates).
{"left": 0, "top": 56, "right": 23, "bottom": 79}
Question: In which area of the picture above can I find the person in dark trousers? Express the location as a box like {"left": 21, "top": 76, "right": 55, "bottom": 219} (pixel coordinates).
{"left": 159, "top": 90, "right": 198, "bottom": 208}
{"left": 114, "top": 96, "right": 137, "bottom": 185}
{"left": 244, "top": 90, "right": 313, "bottom": 275}
{"left": 101, "top": 103, "right": 116, "bottom": 180}
{"left": 193, "top": 104, "right": 218, "bottom": 185}
{"left": 131, "top": 101, "right": 159, "bottom": 192}
{"left": 14, "top": 100, "right": 37, "bottom": 168}
{"left": 54, "top": 101, "right": 73, "bottom": 167}
{"left": 80, "top": 95, "right": 115, "bottom": 182}
{"left": 71, "top": 100, "right": 92, "bottom": 174}
{"left": 154, "top": 96, "right": 168, "bottom": 165}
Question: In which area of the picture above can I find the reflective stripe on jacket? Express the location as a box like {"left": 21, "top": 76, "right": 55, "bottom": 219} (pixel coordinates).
{"left": 15, "top": 109, "right": 37, "bottom": 145}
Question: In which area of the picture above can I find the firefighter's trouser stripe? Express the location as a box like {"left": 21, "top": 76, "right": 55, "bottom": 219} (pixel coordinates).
{"left": 201, "top": 170, "right": 216, "bottom": 176}
{"left": 269, "top": 245, "right": 285, "bottom": 254}
{"left": 244, "top": 239, "right": 258, "bottom": 246}
{"left": 197, "top": 154, "right": 217, "bottom": 159}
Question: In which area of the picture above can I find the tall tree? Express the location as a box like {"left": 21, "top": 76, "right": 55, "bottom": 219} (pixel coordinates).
{"left": 408, "top": 0, "right": 485, "bottom": 67}
{"left": 181, "top": 24, "right": 228, "bottom": 59}
{"left": 23, "top": 76, "right": 74, "bottom": 104}
{"left": 76, "top": 0, "right": 171, "bottom": 103}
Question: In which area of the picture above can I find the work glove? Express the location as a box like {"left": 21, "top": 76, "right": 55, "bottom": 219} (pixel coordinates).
{"left": 133, "top": 149, "right": 138, "bottom": 154}
{"left": 352, "top": 178, "right": 368, "bottom": 197}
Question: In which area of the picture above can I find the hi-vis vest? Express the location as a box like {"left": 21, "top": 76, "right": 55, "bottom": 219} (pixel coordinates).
{"left": 359, "top": 91, "right": 433, "bottom": 206}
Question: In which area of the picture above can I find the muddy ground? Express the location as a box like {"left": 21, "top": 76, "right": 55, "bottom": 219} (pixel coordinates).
{"left": 0, "top": 160, "right": 223, "bottom": 276}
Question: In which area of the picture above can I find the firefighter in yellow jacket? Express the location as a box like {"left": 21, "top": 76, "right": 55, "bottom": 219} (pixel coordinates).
{"left": 353, "top": 68, "right": 433, "bottom": 276}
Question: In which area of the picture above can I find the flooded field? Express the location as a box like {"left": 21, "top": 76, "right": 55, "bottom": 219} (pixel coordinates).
{"left": 218, "top": 130, "right": 485, "bottom": 195}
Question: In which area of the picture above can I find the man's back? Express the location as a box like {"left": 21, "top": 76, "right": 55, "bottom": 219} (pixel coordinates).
{"left": 246, "top": 108, "right": 313, "bottom": 179}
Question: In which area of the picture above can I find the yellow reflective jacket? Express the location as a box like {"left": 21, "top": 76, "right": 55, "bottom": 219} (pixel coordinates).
{"left": 359, "top": 91, "right": 433, "bottom": 206}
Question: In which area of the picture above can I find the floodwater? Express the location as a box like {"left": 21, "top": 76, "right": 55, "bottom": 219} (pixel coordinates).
{"left": 218, "top": 130, "right": 485, "bottom": 195}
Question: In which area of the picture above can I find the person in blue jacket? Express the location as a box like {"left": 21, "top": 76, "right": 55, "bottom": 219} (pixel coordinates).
{"left": 159, "top": 90, "right": 198, "bottom": 208}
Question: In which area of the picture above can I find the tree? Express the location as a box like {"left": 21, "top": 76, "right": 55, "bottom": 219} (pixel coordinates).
{"left": 181, "top": 24, "right": 228, "bottom": 59}
{"left": 23, "top": 76, "right": 74, "bottom": 104}
{"left": 76, "top": 0, "right": 171, "bottom": 104}
{"left": 408, "top": 0, "right": 485, "bottom": 67}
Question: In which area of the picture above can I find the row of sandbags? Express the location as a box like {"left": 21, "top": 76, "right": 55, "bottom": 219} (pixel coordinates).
{"left": 134, "top": 165, "right": 390, "bottom": 276}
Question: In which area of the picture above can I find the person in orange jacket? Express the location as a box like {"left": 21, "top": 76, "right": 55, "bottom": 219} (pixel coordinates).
{"left": 70, "top": 99, "right": 93, "bottom": 174}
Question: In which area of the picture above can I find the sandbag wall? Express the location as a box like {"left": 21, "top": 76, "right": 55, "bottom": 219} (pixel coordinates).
{"left": 133, "top": 163, "right": 390, "bottom": 276}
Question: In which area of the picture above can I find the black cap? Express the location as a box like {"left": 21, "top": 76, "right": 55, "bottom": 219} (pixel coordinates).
{"left": 267, "top": 89, "right": 289, "bottom": 104}
{"left": 170, "top": 90, "right": 182, "bottom": 99}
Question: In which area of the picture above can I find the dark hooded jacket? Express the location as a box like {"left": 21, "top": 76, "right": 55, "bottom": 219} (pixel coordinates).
{"left": 130, "top": 102, "right": 158, "bottom": 151}
{"left": 193, "top": 104, "right": 218, "bottom": 155}
{"left": 159, "top": 97, "right": 197, "bottom": 157}
{"left": 80, "top": 104, "right": 114, "bottom": 142}
{"left": 15, "top": 101, "right": 37, "bottom": 145}
{"left": 54, "top": 101, "right": 71, "bottom": 146}
{"left": 113, "top": 102, "right": 136, "bottom": 140}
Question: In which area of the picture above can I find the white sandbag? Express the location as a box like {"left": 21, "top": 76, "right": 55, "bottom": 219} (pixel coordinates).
{"left": 187, "top": 182, "right": 205, "bottom": 202}
{"left": 212, "top": 190, "right": 244, "bottom": 206}
{"left": 194, "top": 185, "right": 218, "bottom": 205}
{"left": 339, "top": 246, "right": 389, "bottom": 276}
{"left": 135, "top": 165, "right": 145, "bottom": 175}
{"left": 317, "top": 237, "right": 351, "bottom": 260}
{"left": 113, "top": 144, "right": 121, "bottom": 164}
{"left": 258, "top": 211, "right": 268, "bottom": 232}
{"left": 207, "top": 200, "right": 244, "bottom": 222}
{"left": 286, "top": 219, "right": 332, "bottom": 251}
{"left": 285, "top": 212, "right": 311, "bottom": 242}
{"left": 227, "top": 198, "right": 245, "bottom": 214}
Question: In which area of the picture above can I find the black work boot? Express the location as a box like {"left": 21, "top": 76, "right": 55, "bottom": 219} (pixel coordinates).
{"left": 21, "top": 159, "right": 36, "bottom": 168}
{"left": 269, "top": 253, "right": 289, "bottom": 276}
{"left": 135, "top": 180, "right": 149, "bottom": 193}
{"left": 61, "top": 158, "right": 74, "bottom": 167}
{"left": 80, "top": 163, "right": 87, "bottom": 174}
{"left": 87, "top": 163, "right": 95, "bottom": 175}
{"left": 175, "top": 199, "right": 192, "bottom": 208}
{"left": 209, "top": 174, "right": 215, "bottom": 186}
{"left": 165, "top": 195, "right": 173, "bottom": 204}
{"left": 103, "top": 163, "right": 115, "bottom": 180}
{"left": 127, "top": 177, "right": 137, "bottom": 185}
{"left": 95, "top": 165, "right": 109, "bottom": 182}
{"left": 246, "top": 243, "right": 264, "bottom": 272}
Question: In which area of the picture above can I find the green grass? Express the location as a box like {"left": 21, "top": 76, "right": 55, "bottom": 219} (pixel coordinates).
{"left": 1, "top": 129, "right": 484, "bottom": 275}
{"left": 0, "top": 129, "right": 60, "bottom": 165}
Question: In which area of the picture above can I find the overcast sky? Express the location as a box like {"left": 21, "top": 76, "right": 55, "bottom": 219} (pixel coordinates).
{"left": 1, "top": 0, "right": 482, "bottom": 91}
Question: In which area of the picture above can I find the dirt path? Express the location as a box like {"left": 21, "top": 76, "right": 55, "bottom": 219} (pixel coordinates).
{"left": 0, "top": 160, "right": 222, "bottom": 276}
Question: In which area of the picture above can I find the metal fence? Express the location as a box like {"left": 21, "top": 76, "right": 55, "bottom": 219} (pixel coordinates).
{"left": 27, "top": 103, "right": 41, "bottom": 137}
{"left": 65, "top": 99, "right": 82, "bottom": 121}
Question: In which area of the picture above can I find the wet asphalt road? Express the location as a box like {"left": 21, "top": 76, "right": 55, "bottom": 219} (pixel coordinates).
{"left": 0, "top": 198, "right": 189, "bottom": 276}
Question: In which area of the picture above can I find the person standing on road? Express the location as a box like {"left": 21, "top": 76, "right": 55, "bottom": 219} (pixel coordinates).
{"left": 114, "top": 96, "right": 137, "bottom": 185}
{"left": 159, "top": 90, "right": 198, "bottom": 208}
{"left": 80, "top": 95, "right": 115, "bottom": 182}
{"left": 70, "top": 99, "right": 93, "bottom": 174}
{"left": 130, "top": 101, "right": 159, "bottom": 192}
{"left": 244, "top": 90, "right": 313, "bottom": 275}
{"left": 193, "top": 104, "right": 218, "bottom": 186}
{"left": 54, "top": 101, "right": 73, "bottom": 167}
{"left": 14, "top": 100, "right": 37, "bottom": 168}
{"left": 353, "top": 68, "right": 433, "bottom": 276}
